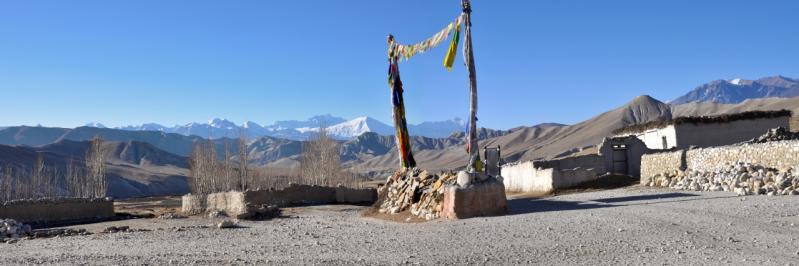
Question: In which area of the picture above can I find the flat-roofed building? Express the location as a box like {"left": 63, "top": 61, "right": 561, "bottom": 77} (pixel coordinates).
{"left": 612, "top": 110, "right": 792, "bottom": 150}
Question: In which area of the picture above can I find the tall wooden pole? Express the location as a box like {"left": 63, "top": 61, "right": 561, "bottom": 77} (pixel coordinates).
{"left": 462, "top": 0, "right": 480, "bottom": 173}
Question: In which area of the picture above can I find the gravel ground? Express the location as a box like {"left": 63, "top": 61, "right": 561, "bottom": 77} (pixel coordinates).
{"left": 2, "top": 185, "right": 799, "bottom": 265}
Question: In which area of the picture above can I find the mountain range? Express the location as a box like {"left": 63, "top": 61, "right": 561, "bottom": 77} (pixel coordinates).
{"left": 95, "top": 115, "right": 464, "bottom": 141}
{"left": 2, "top": 75, "right": 798, "bottom": 198}
{"left": 670, "top": 75, "right": 799, "bottom": 104}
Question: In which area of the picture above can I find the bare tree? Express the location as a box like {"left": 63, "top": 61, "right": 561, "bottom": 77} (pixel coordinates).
{"left": 237, "top": 132, "right": 249, "bottom": 191}
{"left": 85, "top": 135, "right": 108, "bottom": 198}
{"left": 300, "top": 124, "right": 344, "bottom": 186}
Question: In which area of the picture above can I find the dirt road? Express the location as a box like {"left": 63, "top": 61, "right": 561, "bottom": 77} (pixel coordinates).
{"left": 2, "top": 186, "right": 798, "bottom": 265}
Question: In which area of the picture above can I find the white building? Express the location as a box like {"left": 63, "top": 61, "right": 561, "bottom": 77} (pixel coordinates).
{"left": 612, "top": 110, "right": 792, "bottom": 150}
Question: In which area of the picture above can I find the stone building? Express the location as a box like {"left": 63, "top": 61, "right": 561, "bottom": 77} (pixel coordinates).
{"left": 597, "top": 136, "right": 650, "bottom": 178}
{"left": 501, "top": 137, "right": 649, "bottom": 193}
{"left": 612, "top": 110, "right": 792, "bottom": 150}
{"left": 791, "top": 113, "right": 799, "bottom": 132}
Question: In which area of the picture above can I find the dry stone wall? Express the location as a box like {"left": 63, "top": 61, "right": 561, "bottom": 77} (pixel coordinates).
{"left": 640, "top": 140, "right": 799, "bottom": 196}
{"left": 640, "top": 150, "right": 685, "bottom": 184}
{"left": 686, "top": 140, "right": 799, "bottom": 172}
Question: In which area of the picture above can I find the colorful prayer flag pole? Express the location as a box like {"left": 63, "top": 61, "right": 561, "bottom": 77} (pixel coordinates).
{"left": 387, "top": 35, "right": 416, "bottom": 169}
{"left": 462, "top": 0, "right": 482, "bottom": 173}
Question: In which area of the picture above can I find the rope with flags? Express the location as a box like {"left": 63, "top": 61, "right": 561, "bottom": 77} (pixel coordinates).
{"left": 386, "top": 0, "right": 479, "bottom": 171}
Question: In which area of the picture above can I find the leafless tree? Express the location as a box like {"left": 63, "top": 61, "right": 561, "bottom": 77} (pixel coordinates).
{"left": 237, "top": 132, "right": 249, "bottom": 191}
{"left": 300, "top": 124, "right": 346, "bottom": 187}
{"left": 85, "top": 135, "right": 108, "bottom": 198}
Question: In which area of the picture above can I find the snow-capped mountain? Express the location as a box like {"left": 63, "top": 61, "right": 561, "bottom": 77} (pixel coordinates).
{"left": 117, "top": 123, "right": 169, "bottom": 132}
{"left": 95, "top": 115, "right": 467, "bottom": 140}
{"left": 266, "top": 114, "right": 347, "bottom": 131}
{"left": 670, "top": 75, "right": 799, "bottom": 104}
{"left": 83, "top": 122, "right": 107, "bottom": 128}
{"left": 297, "top": 117, "right": 395, "bottom": 139}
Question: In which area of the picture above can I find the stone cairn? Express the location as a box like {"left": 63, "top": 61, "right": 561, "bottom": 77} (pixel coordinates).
{"left": 644, "top": 162, "right": 799, "bottom": 196}
{"left": 378, "top": 169, "right": 457, "bottom": 220}
{"left": 746, "top": 127, "right": 799, "bottom": 144}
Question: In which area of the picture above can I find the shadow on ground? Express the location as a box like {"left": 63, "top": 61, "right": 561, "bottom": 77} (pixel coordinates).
{"left": 508, "top": 198, "right": 612, "bottom": 215}
{"left": 507, "top": 192, "right": 703, "bottom": 216}
{"left": 590, "top": 192, "right": 698, "bottom": 203}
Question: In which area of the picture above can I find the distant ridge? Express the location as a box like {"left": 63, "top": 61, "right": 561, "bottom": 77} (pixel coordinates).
{"left": 87, "top": 116, "right": 466, "bottom": 140}
{"left": 671, "top": 75, "right": 799, "bottom": 104}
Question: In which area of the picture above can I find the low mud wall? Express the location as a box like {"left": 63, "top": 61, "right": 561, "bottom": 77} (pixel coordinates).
{"left": 0, "top": 198, "right": 115, "bottom": 224}
{"left": 501, "top": 161, "right": 603, "bottom": 193}
{"left": 182, "top": 184, "right": 377, "bottom": 217}
{"left": 640, "top": 150, "right": 686, "bottom": 184}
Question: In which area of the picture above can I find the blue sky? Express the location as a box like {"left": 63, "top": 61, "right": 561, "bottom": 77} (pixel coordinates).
{"left": 1, "top": 0, "right": 798, "bottom": 129}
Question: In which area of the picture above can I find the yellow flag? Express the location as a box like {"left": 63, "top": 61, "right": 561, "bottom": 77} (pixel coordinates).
{"left": 443, "top": 22, "right": 461, "bottom": 71}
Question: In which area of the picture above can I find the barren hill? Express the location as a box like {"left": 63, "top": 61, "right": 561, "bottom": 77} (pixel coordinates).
{"left": 0, "top": 140, "right": 190, "bottom": 198}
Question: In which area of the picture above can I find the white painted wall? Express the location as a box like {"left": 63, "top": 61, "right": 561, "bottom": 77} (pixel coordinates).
{"left": 501, "top": 161, "right": 555, "bottom": 193}
{"left": 621, "top": 125, "right": 677, "bottom": 150}
{"left": 501, "top": 162, "right": 604, "bottom": 193}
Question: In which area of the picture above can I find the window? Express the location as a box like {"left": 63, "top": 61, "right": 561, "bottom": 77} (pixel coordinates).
{"left": 662, "top": 136, "right": 668, "bottom": 149}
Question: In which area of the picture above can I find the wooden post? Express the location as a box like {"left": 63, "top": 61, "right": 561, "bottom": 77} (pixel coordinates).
{"left": 462, "top": 0, "right": 480, "bottom": 172}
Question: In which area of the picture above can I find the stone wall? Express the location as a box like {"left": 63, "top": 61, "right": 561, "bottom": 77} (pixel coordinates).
{"left": 182, "top": 184, "right": 377, "bottom": 218}
{"left": 640, "top": 150, "right": 685, "bottom": 184}
{"left": 686, "top": 140, "right": 799, "bottom": 172}
{"left": 640, "top": 140, "right": 799, "bottom": 183}
{"left": 791, "top": 115, "right": 799, "bottom": 132}
{"left": 0, "top": 198, "right": 115, "bottom": 225}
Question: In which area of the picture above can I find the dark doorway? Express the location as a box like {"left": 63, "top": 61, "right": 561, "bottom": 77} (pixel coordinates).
{"left": 611, "top": 145, "right": 628, "bottom": 175}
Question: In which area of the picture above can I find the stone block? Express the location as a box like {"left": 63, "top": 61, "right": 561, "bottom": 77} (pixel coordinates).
{"left": 441, "top": 179, "right": 507, "bottom": 219}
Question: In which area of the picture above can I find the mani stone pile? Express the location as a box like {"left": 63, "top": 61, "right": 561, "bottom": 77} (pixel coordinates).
{"left": 378, "top": 169, "right": 457, "bottom": 220}
{"left": 646, "top": 162, "right": 799, "bottom": 196}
